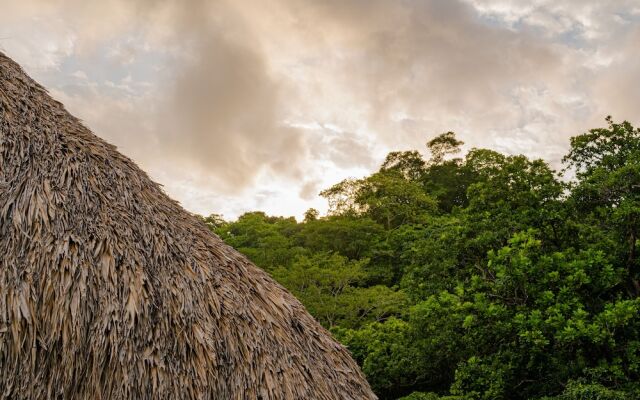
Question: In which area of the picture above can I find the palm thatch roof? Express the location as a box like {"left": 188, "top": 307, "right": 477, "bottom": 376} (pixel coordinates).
{"left": 0, "top": 52, "right": 376, "bottom": 399}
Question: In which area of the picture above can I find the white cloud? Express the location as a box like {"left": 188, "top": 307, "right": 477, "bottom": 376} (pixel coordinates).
{"left": 1, "top": 0, "right": 639, "bottom": 220}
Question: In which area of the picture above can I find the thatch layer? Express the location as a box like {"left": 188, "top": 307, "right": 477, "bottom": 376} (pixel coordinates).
{"left": 0, "top": 52, "right": 376, "bottom": 399}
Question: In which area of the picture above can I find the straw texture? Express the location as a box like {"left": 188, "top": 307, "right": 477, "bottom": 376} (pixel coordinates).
{"left": 0, "top": 52, "right": 376, "bottom": 400}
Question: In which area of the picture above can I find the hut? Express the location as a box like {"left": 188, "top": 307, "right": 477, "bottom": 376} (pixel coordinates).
{"left": 0, "top": 52, "right": 376, "bottom": 399}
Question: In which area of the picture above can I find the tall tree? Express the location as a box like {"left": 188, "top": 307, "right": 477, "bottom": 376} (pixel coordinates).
{"left": 564, "top": 117, "right": 640, "bottom": 295}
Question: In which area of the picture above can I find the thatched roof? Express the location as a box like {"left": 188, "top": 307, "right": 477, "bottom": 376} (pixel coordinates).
{"left": 0, "top": 52, "right": 376, "bottom": 399}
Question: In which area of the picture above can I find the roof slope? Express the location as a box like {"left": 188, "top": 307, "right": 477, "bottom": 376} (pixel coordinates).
{"left": 0, "top": 52, "right": 376, "bottom": 400}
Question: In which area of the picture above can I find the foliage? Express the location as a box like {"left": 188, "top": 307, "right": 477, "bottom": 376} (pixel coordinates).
{"left": 273, "top": 253, "right": 408, "bottom": 329}
{"left": 208, "top": 121, "right": 640, "bottom": 399}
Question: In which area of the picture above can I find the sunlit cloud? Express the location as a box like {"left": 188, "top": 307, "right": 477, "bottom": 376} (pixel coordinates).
{"left": 1, "top": 0, "right": 638, "bottom": 219}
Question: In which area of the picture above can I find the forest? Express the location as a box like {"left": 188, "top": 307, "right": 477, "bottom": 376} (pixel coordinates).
{"left": 202, "top": 118, "right": 640, "bottom": 399}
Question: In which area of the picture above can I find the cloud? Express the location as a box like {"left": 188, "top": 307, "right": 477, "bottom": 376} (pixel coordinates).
{"left": 591, "top": 26, "right": 640, "bottom": 123}
{"left": 1, "top": 0, "right": 308, "bottom": 192}
{"left": 236, "top": 0, "right": 569, "bottom": 151}
{"left": 299, "top": 180, "right": 321, "bottom": 201}
{"left": 156, "top": 32, "right": 304, "bottom": 191}
{"left": 1, "top": 0, "right": 639, "bottom": 219}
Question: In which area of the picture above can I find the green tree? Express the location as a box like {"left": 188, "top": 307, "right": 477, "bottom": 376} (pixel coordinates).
{"left": 356, "top": 171, "right": 438, "bottom": 230}
{"left": 564, "top": 117, "right": 640, "bottom": 295}
{"left": 299, "top": 215, "right": 384, "bottom": 260}
{"left": 304, "top": 208, "right": 320, "bottom": 222}
{"left": 215, "top": 212, "right": 306, "bottom": 271}
{"left": 208, "top": 120, "right": 640, "bottom": 399}
{"left": 381, "top": 150, "right": 427, "bottom": 181}
{"left": 427, "top": 132, "right": 464, "bottom": 165}
{"left": 273, "top": 253, "right": 406, "bottom": 329}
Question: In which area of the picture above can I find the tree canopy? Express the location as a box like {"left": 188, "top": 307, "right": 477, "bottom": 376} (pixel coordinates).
{"left": 205, "top": 118, "right": 640, "bottom": 399}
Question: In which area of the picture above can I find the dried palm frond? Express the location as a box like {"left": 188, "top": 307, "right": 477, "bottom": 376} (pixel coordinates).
{"left": 0, "top": 52, "right": 377, "bottom": 400}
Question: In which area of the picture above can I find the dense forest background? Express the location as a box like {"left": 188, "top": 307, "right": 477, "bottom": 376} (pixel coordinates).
{"left": 201, "top": 118, "right": 640, "bottom": 399}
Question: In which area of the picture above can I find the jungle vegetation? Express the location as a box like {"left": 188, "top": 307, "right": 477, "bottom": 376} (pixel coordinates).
{"left": 204, "top": 118, "right": 640, "bottom": 399}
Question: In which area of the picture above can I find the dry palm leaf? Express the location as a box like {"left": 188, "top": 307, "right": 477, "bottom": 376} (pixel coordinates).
{"left": 0, "top": 52, "right": 377, "bottom": 400}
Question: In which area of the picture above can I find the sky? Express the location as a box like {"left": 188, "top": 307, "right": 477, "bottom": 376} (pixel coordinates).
{"left": 1, "top": 0, "right": 639, "bottom": 220}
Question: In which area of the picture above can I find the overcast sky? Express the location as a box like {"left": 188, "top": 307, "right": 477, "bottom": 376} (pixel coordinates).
{"left": 1, "top": 0, "right": 639, "bottom": 219}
